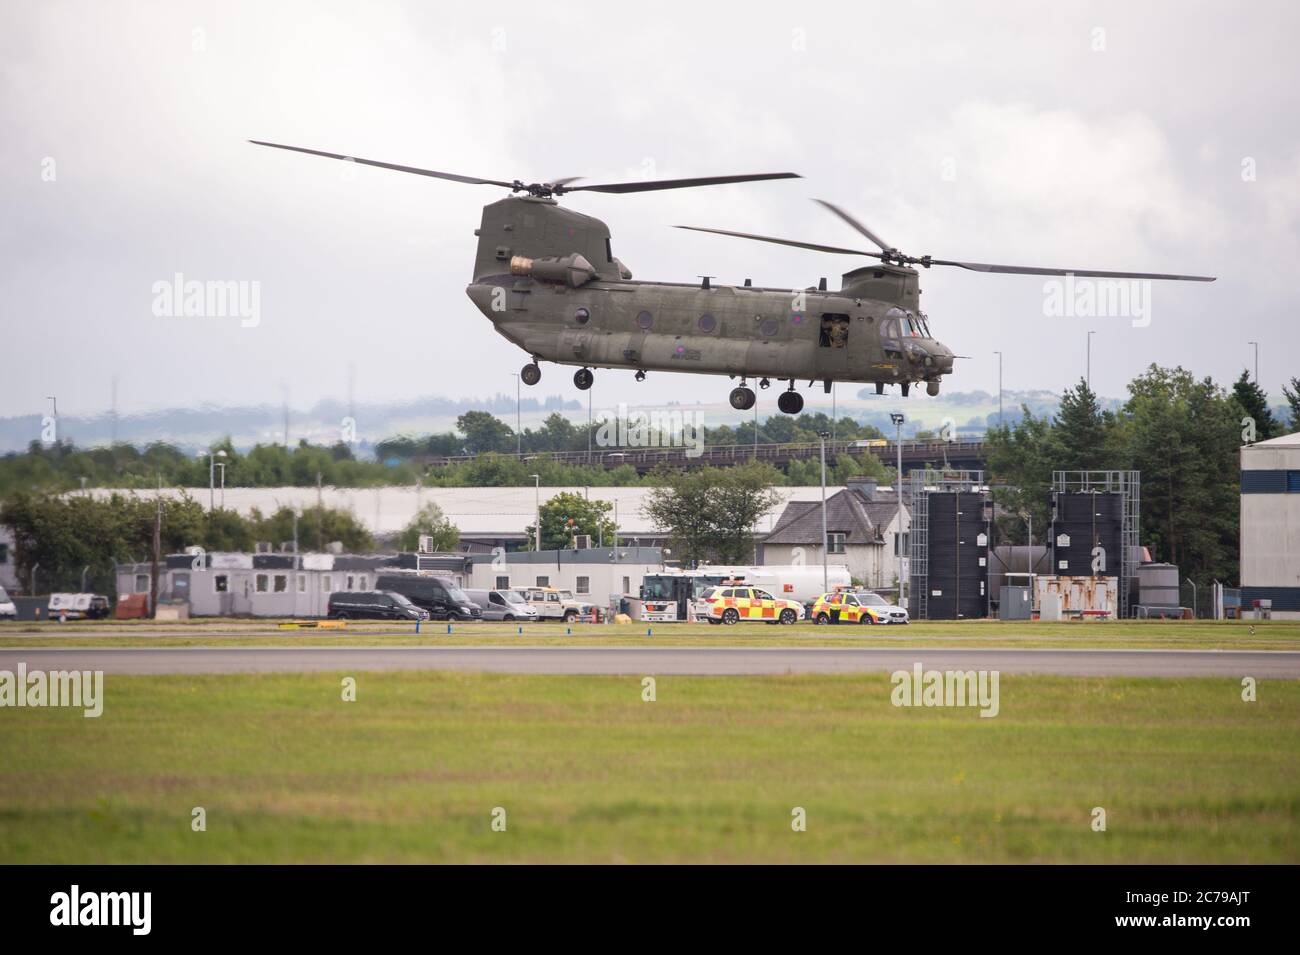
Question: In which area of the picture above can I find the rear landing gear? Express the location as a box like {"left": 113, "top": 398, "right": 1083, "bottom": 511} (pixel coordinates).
{"left": 574, "top": 367, "right": 593, "bottom": 390}
{"left": 521, "top": 362, "right": 541, "bottom": 386}
{"left": 900, "top": 381, "right": 910, "bottom": 397}
{"left": 729, "top": 385, "right": 756, "bottom": 411}
{"left": 778, "top": 389, "right": 804, "bottom": 414}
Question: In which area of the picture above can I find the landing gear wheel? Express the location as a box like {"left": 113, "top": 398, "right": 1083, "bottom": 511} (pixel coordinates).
{"left": 778, "top": 390, "right": 804, "bottom": 414}
{"left": 779, "top": 608, "right": 797, "bottom": 625}
{"left": 722, "top": 608, "right": 740, "bottom": 625}
{"left": 574, "top": 367, "right": 594, "bottom": 390}
{"left": 521, "top": 363, "right": 541, "bottom": 386}
{"left": 729, "top": 386, "right": 756, "bottom": 411}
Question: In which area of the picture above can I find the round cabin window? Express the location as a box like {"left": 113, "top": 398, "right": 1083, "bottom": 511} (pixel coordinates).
{"left": 698, "top": 313, "right": 717, "bottom": 332}
{"left": 574, "top": 307, "right": 590, "bottom": 324}
{"left": 636, "top": 310, "right": 653, "bottom": 330}
{"left": 759, "top": 318, "right": 780, "bottom": 338}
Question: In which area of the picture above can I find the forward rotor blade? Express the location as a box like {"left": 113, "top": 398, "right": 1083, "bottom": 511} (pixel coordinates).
{"left": 813, "top": 198, "right": 892, "bottom": 252}
{"left": 567, "top": 172, "right": 800, "bottom": 194}
{"left": 249, "top": 140, "right": 516, "bottom": 188}
{"left": 675, "top": 225, "right": 877, "bottom": 258}
{"left": 929, "top": 258, "right": 1217, "bottom": 281}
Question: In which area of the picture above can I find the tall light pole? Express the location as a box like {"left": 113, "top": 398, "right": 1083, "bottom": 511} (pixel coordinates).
{"left": 1248, "top": 341, "right": 1259, "bottom": 382}
{"left": 993, "top": 350, "right": 1003, "bottom": 427}
{"left": 1086, "top": 330, "right": 1095, "bottom": 389}
{"left": 530, "top": 474, "right": 541, "bottom": 552}
{"left": 510, "top": 373, "right": 521, "bottom": 456}
{"left": 818, "top": 430, "right": 829, "bottom": 592}
{"left": 891, "top": 412, "right": 905, "bottom": 607}
{"left": 215, "top": 462, "right": 226, "bottom": 509}
{"left": 204, "top": 449, "right": 227, "bottom": 512}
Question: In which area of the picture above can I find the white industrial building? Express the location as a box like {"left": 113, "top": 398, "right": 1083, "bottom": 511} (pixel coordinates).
{"left": 1240, "top": 432, "right": 1300, "bottom": 619}
{"left": 80, "top": 484, "right": 845, "bottom": 555}
{"left": 761, "top": 477, "right": 909, "bottom": 590}
{"left": 466, "top": 547, "right": 668, "bottom": 603}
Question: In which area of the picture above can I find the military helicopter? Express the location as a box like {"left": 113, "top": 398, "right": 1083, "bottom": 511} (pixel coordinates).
{"left": 252, "top": 141, "right": 1215, "bottom": 414}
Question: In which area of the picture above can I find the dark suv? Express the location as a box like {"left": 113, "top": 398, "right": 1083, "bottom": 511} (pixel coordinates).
{"left": 327, "top": 590, "right": 429, "bottom": 621}
{"left": 374, "top": 572, "right": 482, "bottom": 621}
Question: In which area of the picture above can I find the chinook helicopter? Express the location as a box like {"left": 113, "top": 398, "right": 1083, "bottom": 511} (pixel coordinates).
{"left": 252, "top": 141, "right": 1215, "bottom": 414}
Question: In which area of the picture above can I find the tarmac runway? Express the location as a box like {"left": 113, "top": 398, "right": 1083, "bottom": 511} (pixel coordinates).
{"left": 2, "top": 646, "right": 1298, "bottom": 677}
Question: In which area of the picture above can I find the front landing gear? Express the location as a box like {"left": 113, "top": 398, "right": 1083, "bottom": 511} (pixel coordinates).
{"left": 778, "top": 388, "right": 804, "bottom": 415}
{"left": 729, "top": 385, "right": 756, "bottom": 411}
{"left": 574, "top": 367, "right": 593, "bottom": 390}
{"left": 521, "top": 362, "right": 541, "bottom": 386}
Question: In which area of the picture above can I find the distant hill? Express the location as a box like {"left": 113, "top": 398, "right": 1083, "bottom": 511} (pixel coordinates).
{"left": 0, "top": 387, "right": 1212, "bottom": 456}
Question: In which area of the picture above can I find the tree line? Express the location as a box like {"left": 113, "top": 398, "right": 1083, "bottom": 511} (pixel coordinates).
{"left": 986, "top": 366, "right": 1298, "bottom": 592}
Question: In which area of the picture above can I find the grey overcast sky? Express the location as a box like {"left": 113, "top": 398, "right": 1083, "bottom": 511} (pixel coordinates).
{"left": 2, "top": 0, "right": 1297, "bottom": 426}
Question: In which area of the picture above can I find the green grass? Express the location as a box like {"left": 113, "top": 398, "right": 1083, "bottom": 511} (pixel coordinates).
{"left": 1, "top": 671, "right": 1296, "bottom": 862}
{"left": 2, "top": 618, "right": 1297, "bottom": 650}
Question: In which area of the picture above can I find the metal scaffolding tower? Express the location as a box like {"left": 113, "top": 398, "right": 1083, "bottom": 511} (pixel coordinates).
{"left": 907, "top": 469, "right": 989, "bottom": 620}
{"left": 1050, "top": 470, "right": 1141, "bottom": 618}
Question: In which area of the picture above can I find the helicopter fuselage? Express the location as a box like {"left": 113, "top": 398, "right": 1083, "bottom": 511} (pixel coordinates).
{"left": 464, "top": 195, "right": 954, "bottom": 396}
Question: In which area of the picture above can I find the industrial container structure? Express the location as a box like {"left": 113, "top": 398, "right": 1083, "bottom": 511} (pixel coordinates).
{"left": 1049, "top": 471, "right": 1140, "bottom": 617}
{"left": 907, "top": 470, "right": 991, "bottom": 619}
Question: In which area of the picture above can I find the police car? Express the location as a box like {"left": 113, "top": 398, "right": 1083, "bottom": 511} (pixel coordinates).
{"left": 810, "top": 591, "right": 909, "bottom": 625}
{"left": 696, "top": 584, "right": 804, "bottom": 625}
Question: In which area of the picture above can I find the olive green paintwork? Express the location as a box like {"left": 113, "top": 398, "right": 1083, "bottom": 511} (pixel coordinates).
{"left": 466, "top": 196, "right": 954, "bottom": 392}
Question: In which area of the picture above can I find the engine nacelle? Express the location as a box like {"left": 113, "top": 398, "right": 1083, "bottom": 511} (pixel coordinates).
{"left": 510, "top": 253, "right": 597, "bottom": 287}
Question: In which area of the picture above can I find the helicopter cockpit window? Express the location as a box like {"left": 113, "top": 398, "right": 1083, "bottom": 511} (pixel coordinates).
{"left": 880, "top": 317, "right": 899, "bottom": 339}
{"left": 818, "top": 314, "right": 850, "bottom": 349}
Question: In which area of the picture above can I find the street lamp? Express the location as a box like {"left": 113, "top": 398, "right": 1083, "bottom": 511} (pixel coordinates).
{"left": 818, "top": 430, "right": 829, "bottom": 593}
{"left": 215, "top": 462, "right": 226, "bottom": 509}
{"left": 1248, "top": 341, "right": 1259, "bottom": 383}
{"left": 203, "top": 449, "right": 227, "bottom": 512}
{"left": 1086, "top": 330, "right": 1095, "bottom": 389}
{"left": 993, "top": 351, "right": 1003, "bottom": 427}
{"left": 891, "top": 412, "right": 905, "bottom": 606}
{"left": 530, "top": 473, "right": 541, "bottom": 552}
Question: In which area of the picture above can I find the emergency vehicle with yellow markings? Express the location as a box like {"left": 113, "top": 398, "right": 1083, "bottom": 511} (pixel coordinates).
{"left": 695, "top": 582, "right": 805, "bottom": 625}
{"left": 810, "top": 590, "right": 909, "bottom": 625}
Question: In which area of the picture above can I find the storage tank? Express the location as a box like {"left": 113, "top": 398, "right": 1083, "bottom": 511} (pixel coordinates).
{"left": 921, "top": 491, "right": 988, "bottom": 619}
{"left": 1138, "top": 563, "right": 1180, "bottom": 608}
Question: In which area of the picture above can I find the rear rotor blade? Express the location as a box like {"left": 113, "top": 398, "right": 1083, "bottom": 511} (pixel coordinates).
{"left": 567, "top": 172, "right": 800, "bottom": 194}
{"left": 929, "top": 258, "right": 1217, "bottom": 281}
{"left": 249, "top": 140, "right": 516, "bottom": 188}
{"left": 813, "top": 198, "right": 893, "bottom": 252}
{"left": 675, "top": 225, "right": 878, "bottom": 258}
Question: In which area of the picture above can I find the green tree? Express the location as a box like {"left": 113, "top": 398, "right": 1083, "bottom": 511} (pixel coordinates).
{"left": 395, "top": 503, "right": 460, "bottom": 552}
{"left": 1051, "top": 378, "right": 1110, "bottom": 470}
{"left": 524, "top": 491, "right": 615, "bottom": 551}
{"left": 642, "top": 460, "right": 781, "bottom": 564}
{"left": 1281, "top": 377, "right": 1300, "bottom": 432}
{"left": 457, "top": 411, "right": 515, "bottom": 454}
{"left": 1231, "top": 370, "right": 1278, "bottom": 442}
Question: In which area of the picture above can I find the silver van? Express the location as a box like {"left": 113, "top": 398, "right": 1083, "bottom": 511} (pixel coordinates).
{"left": 465, "top": 589, "right": 539, "bottom": 622}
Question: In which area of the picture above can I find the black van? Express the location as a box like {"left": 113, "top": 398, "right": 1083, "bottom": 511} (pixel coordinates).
{"left": 328, "top": 591, "right": 429, "bottom": 621}
{"left": 374, "top": 572, "right": 482, "bottom": 621}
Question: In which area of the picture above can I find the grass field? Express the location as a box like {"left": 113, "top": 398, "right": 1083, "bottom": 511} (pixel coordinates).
{"left": 1, "top": 670, "right": 1297, "bottom": 863}
{"left": 2, "top": 618, "right": 1298, "bottom": 650}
